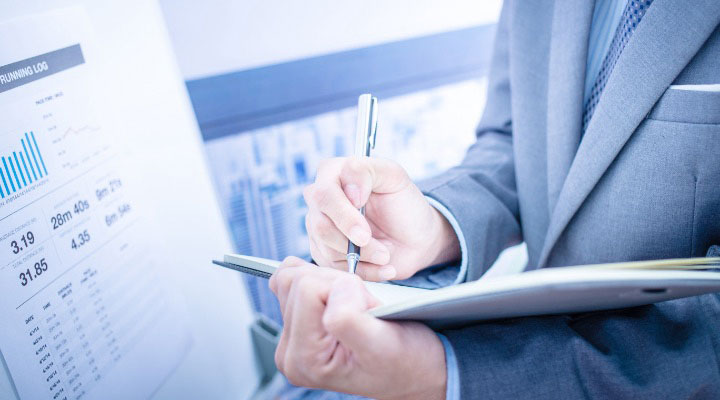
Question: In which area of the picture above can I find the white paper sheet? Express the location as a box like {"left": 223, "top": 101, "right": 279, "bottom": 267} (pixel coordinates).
{"left": 0, "top": 9, "right": 192, "bottom": 400}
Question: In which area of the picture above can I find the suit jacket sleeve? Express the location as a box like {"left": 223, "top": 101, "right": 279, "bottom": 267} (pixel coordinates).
{"left": 442, "top": 294, "right": 720, "bottom": 398}
{"left": 418, "top": 4, "right": 521, "bottom": 282}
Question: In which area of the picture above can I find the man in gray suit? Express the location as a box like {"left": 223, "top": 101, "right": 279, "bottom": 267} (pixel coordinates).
{"left": 269, "top": 0, "right": 720, "bottom": 398}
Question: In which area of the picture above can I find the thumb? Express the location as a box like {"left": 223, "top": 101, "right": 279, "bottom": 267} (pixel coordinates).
{"left": 322, "top": 275, "right": 385, "bottom": 351}
{"left": 340, "top": 157, "right": 410, "bottom": 208}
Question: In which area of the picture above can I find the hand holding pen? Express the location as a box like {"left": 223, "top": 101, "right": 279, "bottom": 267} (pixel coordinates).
{"left": 302, "top": 94, "right": 461, "bottom": 281}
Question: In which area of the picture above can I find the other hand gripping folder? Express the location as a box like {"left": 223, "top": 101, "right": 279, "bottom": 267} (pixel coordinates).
{"left": 214, "top": 255, "right": 720, "bottom": 329}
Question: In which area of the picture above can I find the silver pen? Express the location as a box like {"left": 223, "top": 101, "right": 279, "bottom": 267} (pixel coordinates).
{"left": 347, "top": 94, "right": 378, "bottom": 274}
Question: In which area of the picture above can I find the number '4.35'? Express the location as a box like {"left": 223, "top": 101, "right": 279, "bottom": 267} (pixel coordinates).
{"left": 71, "top": 230, "right": 91, "bottom": 250}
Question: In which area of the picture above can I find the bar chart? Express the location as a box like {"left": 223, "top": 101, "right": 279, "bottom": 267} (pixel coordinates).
{"left": 0, "top": 131, "right": 47, "bottom": 198}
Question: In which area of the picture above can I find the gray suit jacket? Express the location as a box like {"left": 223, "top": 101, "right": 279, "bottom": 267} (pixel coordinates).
{"left": 420, "top": 0, "right": 720, "bottom": 398}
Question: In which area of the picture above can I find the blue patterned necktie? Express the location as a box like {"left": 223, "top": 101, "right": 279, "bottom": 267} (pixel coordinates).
{"left": 582, "top": 0, "right": 654, "bottom": 133}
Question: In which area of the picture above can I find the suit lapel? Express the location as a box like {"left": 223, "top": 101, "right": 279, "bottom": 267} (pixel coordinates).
{"left": 545, "top": 0, "right": 595, "bottom": 216}
{"left": 538, "top": 0, "right": 720, "bottom": 267}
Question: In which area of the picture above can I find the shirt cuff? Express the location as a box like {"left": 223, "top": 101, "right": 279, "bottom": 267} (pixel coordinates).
{"left": 426, "top": 196, "right": 468, "bottom": 285}
{"left": 437, "top": 333, "right": 461, "bottom": 400}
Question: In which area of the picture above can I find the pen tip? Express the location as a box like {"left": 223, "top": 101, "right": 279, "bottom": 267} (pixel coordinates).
{"left": 347, "top": 258, "right": 358, "bottom": 274}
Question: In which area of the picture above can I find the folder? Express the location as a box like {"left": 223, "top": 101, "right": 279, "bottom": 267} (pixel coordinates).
{"left": 215, "top": 254, "right": 720, "bottom": 328}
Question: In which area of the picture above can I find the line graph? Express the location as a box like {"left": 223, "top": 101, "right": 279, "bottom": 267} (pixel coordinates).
{"left": 51, "top": 125, "right": 101, "bottom": 143}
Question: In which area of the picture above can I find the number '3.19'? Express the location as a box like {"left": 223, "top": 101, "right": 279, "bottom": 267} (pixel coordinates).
{"left": 10, "top": 231, "right": 35, "bottom": 255}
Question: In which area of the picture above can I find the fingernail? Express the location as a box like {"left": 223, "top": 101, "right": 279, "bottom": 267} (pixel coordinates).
{"left": 349, "top": 226, "right": 370, "bottom": 246}
{"left": 378, "top": 265, "right": 396, "bottom": 281}
{"left": 371, "top": 249, "right": 390, "bottom": 265}
{"left": 344, "top": 184, "right": 361, "bottom": 207}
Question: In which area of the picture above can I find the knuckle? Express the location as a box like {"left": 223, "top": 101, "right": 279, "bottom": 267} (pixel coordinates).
{"left": 303, "top": 368, "right": 325, "bottom": 387}
{"left": 311, "top": 365, "right": 334, "bottom": 384}
{"left": 282, "top": 256, "right": 305, "bottom": 268}
{"left": 282, "top": 357, "right": 308, "bottom": 387}
{"left": 268, "top": 275, "right": 278, "bottom": 294}
{"left": 304, "top": 183, "right": 329, "bottom": 209}
{"left": 309, "top": 247, "right": 326, "bottom": 266}
{"left": 392, "top": 160, "right": 410, "bottom": 180}
{"left": 335, "top": 213, "right": 355, "bottom": 231}
{"left": 304, "top": 213, "right": 312, "bottom": 233}
{"left": 274, "top": 351, "right": 284, "bottom": 372}
{"left": 314, "top": 218, "right": 334, "bottom": 239}
{"left": 345, "top": 156, "right": 363, "bottom": 172}
{"left": 282, "top": 363, "right": 299, "bottom": 385}
{"left": 354, "top": 267, "right": 370, "bottom": 281}
{"left": 342, "top": 157, "right": 371, "bottom": 183}
{"left": 296, "top": 275, "right": 316, "bottom": 294}
{"left": 303, "top": 184, "right": 316, "bottom": 205}
{"left": 316, "top": 158, "right": 332, "bottom": 172}
{"left": 273, "top": 268, "right": 293, "bottom": 288}
{"left": 275, "top": 265, "right": 289, "bottom": 279}
{"left": 331, "top": 260, "right": 347, "bottom": 270}
{"left": 350, "top": 273, "right": 364, "bottom": 285}
{"left": 323, "top": 309, "right": 352, "bottom": 333}
{"left": 273, "top": 268, "right": 286, "bottom": 284}
{"left": 311, "top": 185, "right": 332, "bottom": 209}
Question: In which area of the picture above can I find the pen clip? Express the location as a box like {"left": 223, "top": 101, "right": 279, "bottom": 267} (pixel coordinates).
{"left": 369, "top": 96, "right": 378, "bottom": 149}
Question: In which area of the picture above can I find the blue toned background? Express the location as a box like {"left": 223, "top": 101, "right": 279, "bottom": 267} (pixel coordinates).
{"left": 159, "top": 1, "right": 525, "bottom": 396}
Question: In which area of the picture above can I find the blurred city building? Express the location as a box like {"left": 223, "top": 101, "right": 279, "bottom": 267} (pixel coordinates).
{"left": 204, "top": 79, "right": 486, "bottom": 321}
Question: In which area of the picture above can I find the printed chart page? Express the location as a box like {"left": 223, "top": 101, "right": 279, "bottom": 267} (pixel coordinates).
{"left": 0, "top": 9, "right": 193, "bottom": 400}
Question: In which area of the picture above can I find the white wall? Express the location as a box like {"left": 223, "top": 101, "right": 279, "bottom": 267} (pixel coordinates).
{"left": 159, "top": 0, "right": 503, "bottom": 79}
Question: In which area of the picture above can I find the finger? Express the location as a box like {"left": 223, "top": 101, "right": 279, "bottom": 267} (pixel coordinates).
{"left": 281, "top": 255, "right": 307, "bottom": 268}
{"left": 270, "top": 258, "right": 313, "bottom": 312}
{"left": 274, "top": 263, "right": 308, "bottom": 373}
{"left": 271, "top": 256, "right": 307, "bottom": 297}
{"left": 327, "top": 260, "right": 397, "bottom": 281}
{"left": 309, "top": 235, "right": 333, "bottom": 268}
{"left": 276, "top": 280, "right": 297, "bottom": 377}
{"left": 287, "top": 274, "right": 335, "bottom": 351}
{"left": 323, "top": 237, "right": 391, "bottom": 265}
{"left": 355, "top": 263, "right": 397, "bottom": 281}
{"left": 338, "top": 157, "right": 373, "bottom": 208}
{"left": 282, "top": 274, "right": 336, "bottom": 384}
{"left": 273, "top": 263, "right": 336, "bottom": 374}
{"left": 275, "top": 326, "right": 289, "bottom": 373}
{"left": 307, "top": 210, "right": 390, "bottom": 262}
{"left": 339, "top": 157, "right": 410, "bottom": 208}
{"left": 306, "top": 210, "right": 348, "bottom": 254}
{"left": 304, "top": 183, "right": 371, "bottom": 247}
{"left": 322, "top": 275, "right": 388, "bottom": 352}
{"left": 272, "top": 262, "right": 342, "bottom": 307}
{"left": 269, "top": 256, "right": 305, "bottom": 297}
